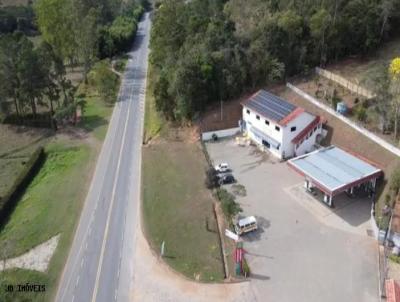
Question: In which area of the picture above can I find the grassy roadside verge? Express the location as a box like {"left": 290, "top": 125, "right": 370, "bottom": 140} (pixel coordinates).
{"left": 142, "top": 63, "right": 224, "bottom": 281}
{"left": 0, "top": 141, "right": 94, "bottom": 302}
{"left": 142, "top": 138, "right": 225, "bottom": 281}
{"left": 143, "top": 64, "right": 163, "bottom": 143}
{"left": 0, "top": 60, "right": 120, "bottom": 301}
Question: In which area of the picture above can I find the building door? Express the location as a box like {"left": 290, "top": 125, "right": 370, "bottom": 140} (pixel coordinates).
{"left": 262, "top": 140, "right": 270, "bottom": 149}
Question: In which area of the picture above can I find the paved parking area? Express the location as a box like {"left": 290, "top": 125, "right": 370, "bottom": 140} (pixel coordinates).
{"left": 206, "top": 139, "right": 379, "bottom": 302}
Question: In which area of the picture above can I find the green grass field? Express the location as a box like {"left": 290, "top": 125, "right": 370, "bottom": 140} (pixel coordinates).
{"left": 142, "top": 138, "right": 225, "bottom": 282}
{"left": 143, "top": 65, "right": 163, "bottom": 143}
{"left": 0, "top": 141, "right": 93, "bottom": 301}
{"left": 79, "top": 94, "right": 113, "bottom": 141}
{"left": 0, "top": 125, "right": 49, "bottom": 208}
{"left": 0, "top": 56, "right": 119, "bottom": 302}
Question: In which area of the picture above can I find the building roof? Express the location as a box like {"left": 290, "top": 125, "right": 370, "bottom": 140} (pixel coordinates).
{"left": 242, "top": 90, "right": 301, "bottom": 126}
{"left": 386, "top": 279, "right": 400, "bottom": 302}
{"left": 288, "top": 146, "right": 382, "bottom": 196}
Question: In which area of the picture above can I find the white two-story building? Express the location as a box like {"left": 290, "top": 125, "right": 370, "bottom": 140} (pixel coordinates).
{"left": 241, "top": 89, "right": 323, "bottom": 159}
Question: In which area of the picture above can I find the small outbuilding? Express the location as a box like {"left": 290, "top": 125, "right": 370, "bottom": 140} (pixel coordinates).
{"left": 288, "top": 146, "right": 382, "bottom": 207}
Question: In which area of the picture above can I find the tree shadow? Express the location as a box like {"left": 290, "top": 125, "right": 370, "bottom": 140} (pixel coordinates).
{"left": 0, "top": 152, "right": 46, "bottom": 232}
{"left": 79, "top": 115, "right": 108, "bottom": 133}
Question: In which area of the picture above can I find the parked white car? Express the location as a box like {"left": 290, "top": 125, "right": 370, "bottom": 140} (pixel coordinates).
{"left": 235, "top": 216, "right": 258, "bottom": 235}
{"left": 214, "top": 163, "right": 229, "bottom": 172}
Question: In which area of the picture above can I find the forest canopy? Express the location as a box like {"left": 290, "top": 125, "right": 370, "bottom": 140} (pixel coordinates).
{"left": 150, "top": 0, "right": 400, "bottom": 121}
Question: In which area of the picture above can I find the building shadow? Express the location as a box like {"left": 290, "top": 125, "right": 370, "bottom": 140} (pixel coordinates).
{"left": 302, "top": 185, "right": 372, "bottom": 227}
{"left": 250, "top": 273, "right": 271, "bottom": 281}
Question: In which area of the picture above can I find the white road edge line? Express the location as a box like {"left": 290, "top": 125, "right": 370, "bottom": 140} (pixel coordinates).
{"left": 58, "top": 103, "right": 122, "bottom": 301}
{"left": 90, "top": 89, "right": 133, "bottom": 302}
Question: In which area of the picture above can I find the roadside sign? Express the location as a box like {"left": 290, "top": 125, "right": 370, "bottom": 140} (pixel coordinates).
{"left": 161, "top": 241, "right": 165, "bottom": 257}
{"left": 225, "top": 229, "right": 239, "bottom": 241}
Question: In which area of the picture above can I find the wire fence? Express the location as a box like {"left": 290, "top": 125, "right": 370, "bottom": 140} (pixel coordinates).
{"left": 315, "top": 67, "right": 375, "bottom": 99}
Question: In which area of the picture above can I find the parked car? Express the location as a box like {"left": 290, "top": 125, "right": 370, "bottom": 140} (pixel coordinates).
{"left": 214, "top": 163, "right": 229, "bottom": 173}
{"left": 219, "top": 174, "right": 235, "bottom": 185}
{"left": 235, "top": 216, "right": 258, "bottom": 235}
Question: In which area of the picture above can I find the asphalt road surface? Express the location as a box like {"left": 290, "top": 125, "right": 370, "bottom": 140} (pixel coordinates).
{"left": 55, "top": 12, "right": 151, "bottom": 302}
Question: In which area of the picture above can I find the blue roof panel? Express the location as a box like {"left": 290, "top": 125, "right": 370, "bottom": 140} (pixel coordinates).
{"left": 289, "top": 146, "right": 381, "bottom": 192}
{"left": 244, "top": 90, "right": 297, "bottom": 122}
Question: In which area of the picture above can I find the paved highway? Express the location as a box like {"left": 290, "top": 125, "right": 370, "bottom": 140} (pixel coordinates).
{"left": 55, "top": 12, "right": 151, "bottom": 302}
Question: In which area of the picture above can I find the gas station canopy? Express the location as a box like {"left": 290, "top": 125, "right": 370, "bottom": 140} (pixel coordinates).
{"left": 288, "top": 146, "right": 382, "bottom": 197}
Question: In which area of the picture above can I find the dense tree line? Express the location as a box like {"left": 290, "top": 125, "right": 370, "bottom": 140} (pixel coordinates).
{"left": 99, "top": 4, "right": 144, "bottom": 58}
{"left": 0, "top": 33, "right": 78, "bottom": 128}
{"left": 0, "top": 0, "right": 145, "bottom": 127}
{"left": 0, "top": 5, "right": 36, "bottom": 35}
{"left": 151, "top": 0, "right": 400, "bottom": 121}
{"left": 35, "top": 0, "right": 145, "bottom": 78}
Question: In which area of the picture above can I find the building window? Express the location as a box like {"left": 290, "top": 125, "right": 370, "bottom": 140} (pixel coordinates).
{"left": 256, "top": 115, "right": 260, "bottom": 120}
{"left": 291, "top": 126, "right": 296, "bottom": 132}
{"left": 265, "top": 120, "right": 270, "bottom": 125}
{"left": 246, "top": 109, "right": 250, "bottom": 114}
{"left": 275, "top": 126, "right": 280, "bottom": 132}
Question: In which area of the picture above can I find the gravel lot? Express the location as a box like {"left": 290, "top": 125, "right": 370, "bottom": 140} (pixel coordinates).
{"left": 206, "top": 139, "right": 379, "bottom": 302}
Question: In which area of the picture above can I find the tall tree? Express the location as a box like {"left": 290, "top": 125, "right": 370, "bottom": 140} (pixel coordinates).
{"left": 389, "top": 58, "right": 400, "bottom": 141}
{"left": 35, "top": 0, "right": 77, "bottom": 63}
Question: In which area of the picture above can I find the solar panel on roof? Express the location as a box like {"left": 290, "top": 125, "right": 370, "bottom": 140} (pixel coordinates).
{"left": 245, "top": 90, "right": 297, "bottom": 122}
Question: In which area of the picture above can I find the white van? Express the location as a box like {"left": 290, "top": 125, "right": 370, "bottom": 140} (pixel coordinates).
{"left": 235, "top": 216, "right": 258, "bottom": 235}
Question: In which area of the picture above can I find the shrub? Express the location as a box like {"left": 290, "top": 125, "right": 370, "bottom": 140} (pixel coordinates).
{"left": 379, "top": 215, "right": 390, "bottom": 231}
{"left": 331, "top": 88, "right": 340, "bottom": 110}
{"left": 390, "top": 254, "right": 400, "bottom": 264}
{"left": 390, "top": 165, "right": 400, "bottom": 194}
{"left": 353, "top": 105, "right": 367, "bottom": 122}
{"left": 205, "top": 167, "right": 219, "bottom": 189}
{"left": 242, "top": 258, "right": 250, "bottom": 277}
{"left": 215, "top": 188, "right": 242, "bottom": 221}
{"left": 89, "top": 60, "right": 119, "bottom": 104}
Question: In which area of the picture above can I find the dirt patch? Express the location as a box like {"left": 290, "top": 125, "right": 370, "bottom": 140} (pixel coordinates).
{"left": 131, "top": 226, "right": 251, "bottom": 302}
{"left": 0, "top": 235, "right": 60, "bottom": 273}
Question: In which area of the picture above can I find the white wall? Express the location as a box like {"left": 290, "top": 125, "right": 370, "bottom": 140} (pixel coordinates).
{"left": 242, "top": 106, "right": 283, "bottom": 143}
{"left": 294, "top": 124, "right": 322, "bottom": 156}
{"left": 242, "top": 106, "right": 284, "bottom": 157}
{"left": 281, "top": 112, "right": 315, "bottom": 158}
{"left": 242, "top": 105, "right": 321, "bottom": 159}
{"left": 202, "top": 127, "right": 241, "bottom": 141}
